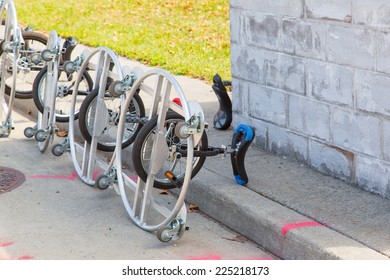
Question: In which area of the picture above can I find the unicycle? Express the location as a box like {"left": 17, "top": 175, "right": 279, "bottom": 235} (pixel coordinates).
{"left": 96, "top": 69, "right": 205, "bottom": 242}
{"left": 23, "top": 30, "right": 62, "bottom": 152}
{"left": 0, "top": 0, "right": 22, "bottom": 137}
{"left": 58, "top": 46, "right": 144, "bottom": 185}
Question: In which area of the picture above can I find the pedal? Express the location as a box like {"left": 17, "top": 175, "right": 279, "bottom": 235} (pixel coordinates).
{"left": 164, "top": 171, "right": 183, "bottom": 188}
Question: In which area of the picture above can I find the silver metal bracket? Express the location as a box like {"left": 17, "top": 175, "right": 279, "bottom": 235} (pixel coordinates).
{"left": 160, "top": 217, "right": 186, "bottom": 241}
{"left": 63, "top": 54, "right": 86, "bottom": 74}
{"left": 109, "top": 74, "right": 136, "bottom": 97}
{"left": 0, "top": 119, "right": 13, "bottom": 137}
{"left": 95, "top": 167, "right": 118, "bottom": 190}
{"left": 175, "top": 114, "right": 202, "bottom": 139}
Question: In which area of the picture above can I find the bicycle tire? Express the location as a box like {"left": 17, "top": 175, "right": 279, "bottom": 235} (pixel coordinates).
{"left": 132, "top": 111, "right": 208, "bottom": 190}
{"left": 32, "top": 65, "right": 93, "bottom": 122}
{"left": 78, "top": 87, "right": 145, "bottom": 151}
{"left": 2, "top": 31, "right": 48, "bottom": 99}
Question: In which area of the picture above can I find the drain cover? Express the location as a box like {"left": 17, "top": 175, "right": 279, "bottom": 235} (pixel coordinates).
{"left": 0, "top": 166, "right": 25, "bottom": 194}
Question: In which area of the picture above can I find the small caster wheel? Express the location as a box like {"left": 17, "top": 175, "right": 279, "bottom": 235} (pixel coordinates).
{"left": 63, "top": 61, "right": 75, "bottom": 74}
{"left": 95, "top": 174, "right": 110, "bottom": 190}
{"left": 41, "top": 49, "right": 54, "bottom": 61}
{"left": 2, "top": 41, "right": 12, "bottom": 53}
{"left": 31, "top": 53, "right": 43, "bottom": 65}
{"left": 24, "top": 127, "right": 35, "bottom": 138}
{"left": 52, "top": 144, "right": 64, "bottom": 156}
{"left": 108, "top": 80, "right": 124, "bottom": 97}
{"left": 35, "top": 129, "right": 47, "bottom": 142}
{"left": 157, "top": 226, "right": 173, "bottom": 243}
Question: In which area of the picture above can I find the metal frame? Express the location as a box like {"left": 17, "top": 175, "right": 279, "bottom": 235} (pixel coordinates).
{"left": 63, "top": 45, "right": 204, "bottom": 242}
{"left": 111, "top": 69, "right": 203, "bottom": 242}
{"left": 24, "top": 30, "right": 62, "bottom": 152}
{"left": 0, "top": 0, "right": 22, "bottom": 137}
{"left": 66, "top": 46, "right": 125, "bottom": 185}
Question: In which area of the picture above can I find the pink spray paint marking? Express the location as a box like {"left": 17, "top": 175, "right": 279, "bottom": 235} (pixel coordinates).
{"left": 0, "top": 241, "right": 34, "bottom": 260}
{"left": 30, "top": 170, "right": 78, "bottom": 181}
{"left": 186, "top": 255, "right": 223, "bottom": 260}
{"left": 92, "top": 170, "right": 100, "bottom": 180}
{"left": 129, "top": 175, "right": 138, "bottom": 182}
{"left": 0, "top": 242, "right": 14, "bottom": 247}
{"left": 241, "top": 257, "right": 274, "bottom": 260}
{"left": 186, "top": 255, "right": 274, "bottom": 260}
{"left": 281, "top": 221, "right": 324, "bottom": 236}
{"left": 30, "top": 170, "right": 101, "bottom": 181}
{"left": 16, "top": 255, "right": 34, "bottom": 260}
{"left": 0, "top": 256, "right": 35, "bottom": 260}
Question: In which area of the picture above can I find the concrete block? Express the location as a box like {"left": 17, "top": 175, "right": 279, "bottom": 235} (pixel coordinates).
{"left": 327, "top": 24, "right": 375, "bottom": 70}
{"left": 232, "top": 78, "right": 249, "bottom": 116}
{"left": 231, "top": 43, "right": 268, "bottom": 84}
{"left": 231, "top": 0, "right": 303, "bottom": 17}
{"left": 268, "top": 125, "right": 309, "bottom": 162}
{"left": 243, "top": 12, "right": 280, "bottom": 50}
{"left": 230, "top": 8, "right": 242, "bottom": 44}
{"left": 332, "top": 108, "right": 381, "bottom": 157}
{"left": 309, "top": 140, "right": 353, "bottom": 181}
{"left": 355, "top": 156, "right": 390, "bottom": 198}
{"left": 353, "top": 0, "right": 390, "bottom": 28}
{"left": 288, "top": 95, "right": 331, "bottom": 141}
{"left": 231, "top": 45, "right": 305, "bottom": 94}
{"left": 281, "top": 18, "right": 327, "bottom": 59}
{"left": 307, "top": 60, "right": 353, "bottom": 106}
{"left": 355, "top": 70, "right": 390, "bottom": 116}
{"left": 264, "top": 53, "right": 306, "bottom": 95}
{"left": 306, "top": 0, "right": 352, "bottom": 22}
{"left": 377, "top": 31, "right": 390, "bottom": 74}
{"left": 248, "top": 83, "right": 286, "bottom": 126}
{"left": 382, "top": 121, "right": 390, "bottom": 161}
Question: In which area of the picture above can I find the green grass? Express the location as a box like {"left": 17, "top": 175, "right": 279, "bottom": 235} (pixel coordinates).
{"left": 13, "top": 0, "right": 231, "bottom": 83}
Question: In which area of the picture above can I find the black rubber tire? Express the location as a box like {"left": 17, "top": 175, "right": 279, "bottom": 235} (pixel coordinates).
{"left": 132, "top": 111, "right": 208, "bottom": 190}
{"left": 2, "top": 31, "right": 48, "bottom": 99}
{"left": 32, "top": 65, "right": 93, "bottom": 122}
{"left": 78, "top": 87, "right": 145, "bottom": 152}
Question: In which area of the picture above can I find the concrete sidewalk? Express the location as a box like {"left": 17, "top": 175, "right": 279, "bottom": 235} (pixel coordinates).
{"left": 7, "top": 44, "right": 390, "bottom": 260}
{"left": 0, "top": 110, "right": 276, "bottom": 260}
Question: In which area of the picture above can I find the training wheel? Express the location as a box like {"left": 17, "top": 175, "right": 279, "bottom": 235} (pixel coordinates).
{"left": 41, "top": 49, "right": 54, "bottom": 61}
{"left": 157, "top": 227, "right": 173, "bottom": 243}
{"left": 52, "top": 144, "right": 65, "bottom": 156}
{"left": 24, "top": 127, "right": 35, "bottom": 138}
{"left": 35, "top": 129, "right": 47, "bottom": 142}
{"left": 63, "top": 60, "right": 76, "bottom": 74}
{"left": 95, "top": 174, "right": 111, "bottom": 190}
{"left": 156, "top": 217, "right": 186, "bottom": 243}
{"left": 31, "top": 53, "right": 43, "bottom": 65}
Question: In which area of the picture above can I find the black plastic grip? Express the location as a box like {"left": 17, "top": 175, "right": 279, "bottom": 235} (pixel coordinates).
{"left": 212, "top": 74, "right": 232, "bottom": 130}
{"left": 230, "top": 124, "right": 255, "bottom": 185}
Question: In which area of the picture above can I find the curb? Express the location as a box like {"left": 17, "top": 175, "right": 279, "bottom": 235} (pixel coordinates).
{"left": 187, "top": 167, "right": 388, "bottom": 260}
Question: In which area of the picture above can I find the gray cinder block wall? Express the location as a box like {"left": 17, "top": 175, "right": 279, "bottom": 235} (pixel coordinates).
{"left": 230, "top": 0, "right": 390, "bottom": 198}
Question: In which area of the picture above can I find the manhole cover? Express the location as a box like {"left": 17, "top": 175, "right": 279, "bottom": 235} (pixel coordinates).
{"left": 0, "top": 166, "right": 25, "bottom": 194}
